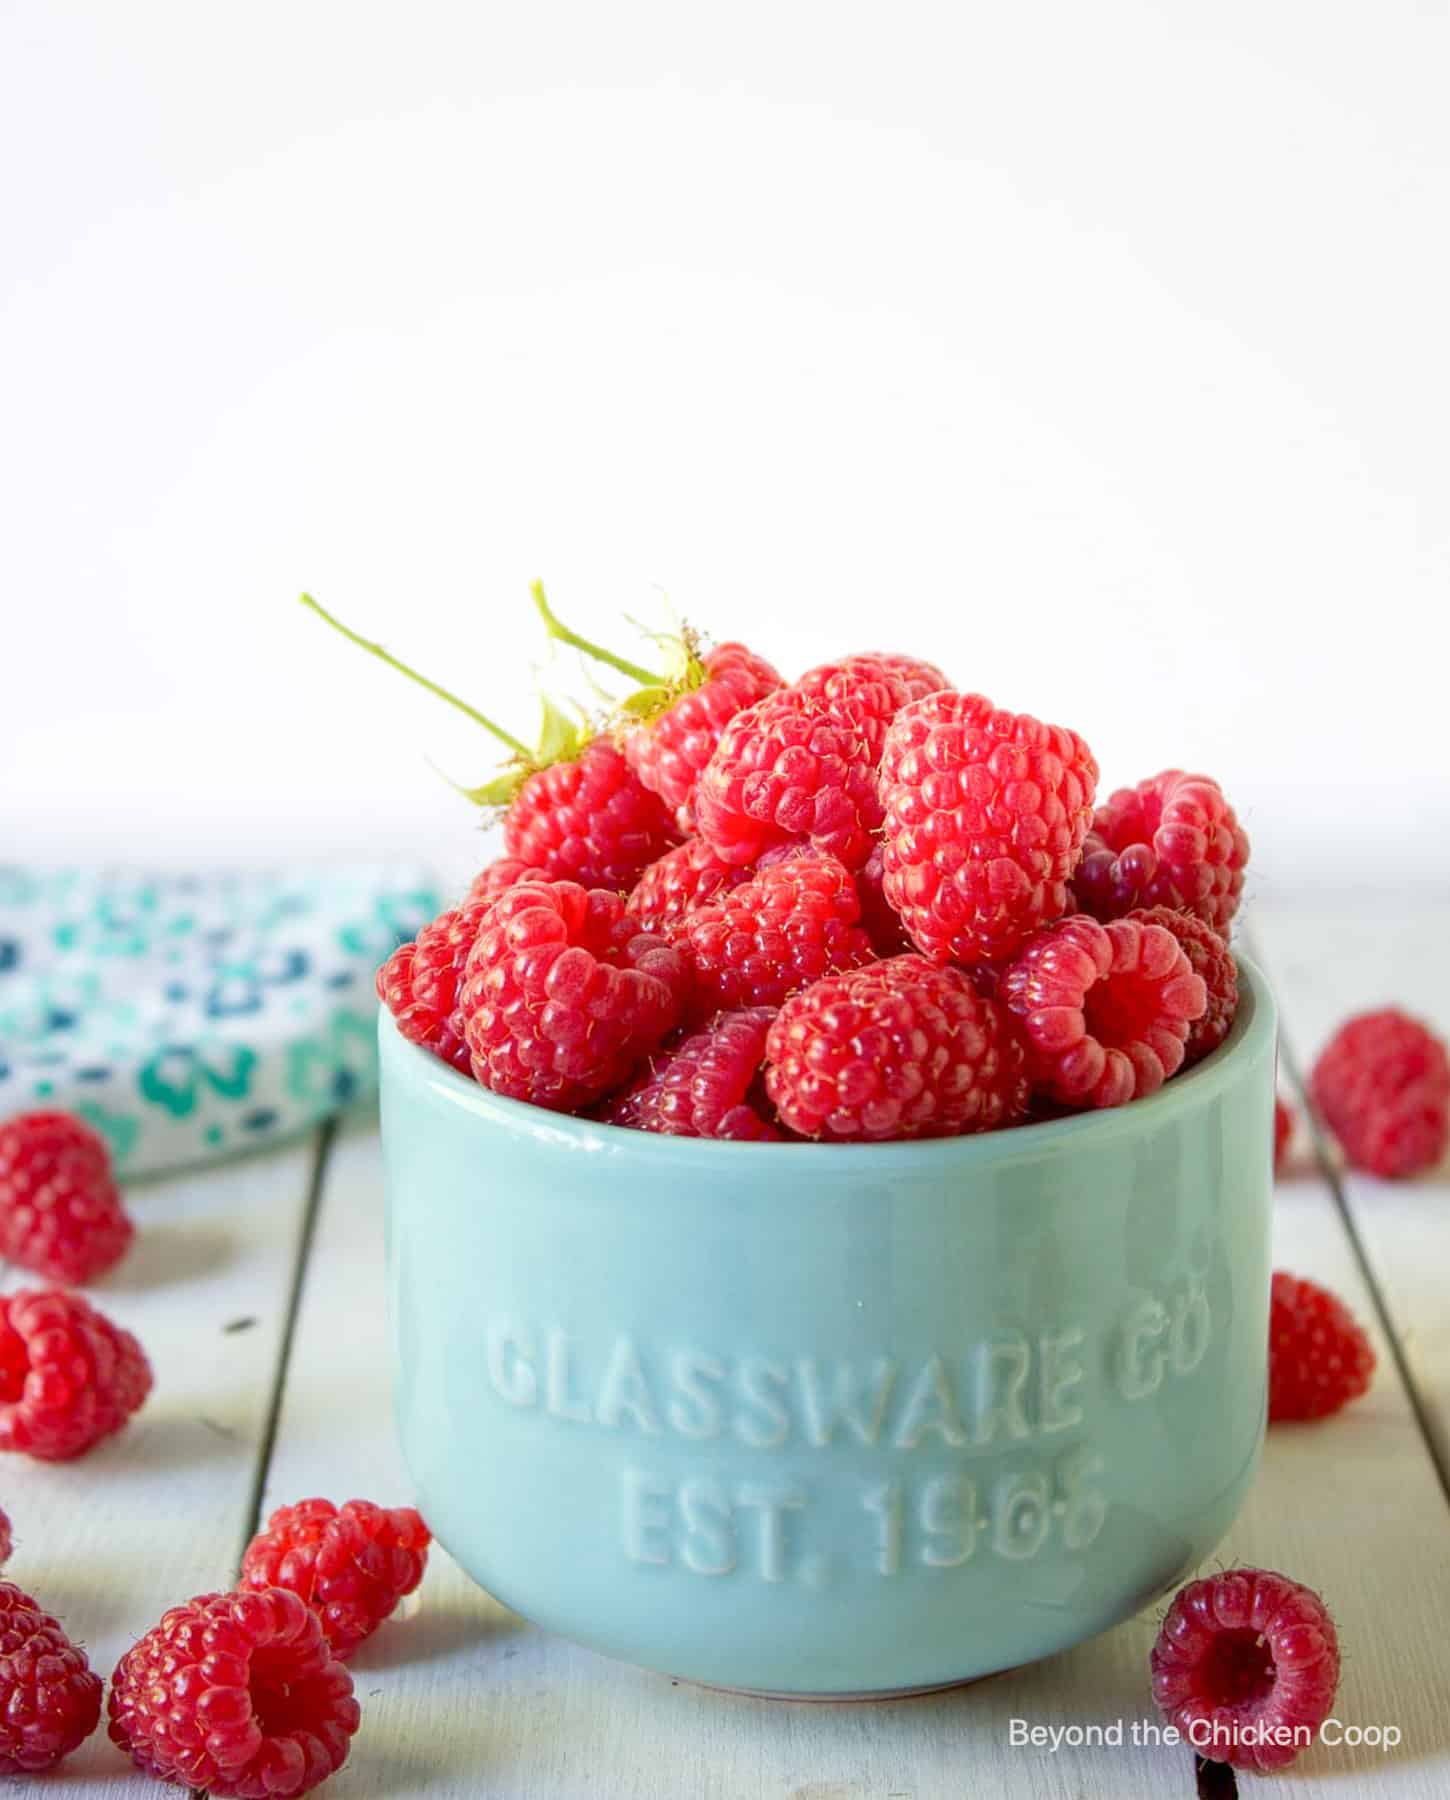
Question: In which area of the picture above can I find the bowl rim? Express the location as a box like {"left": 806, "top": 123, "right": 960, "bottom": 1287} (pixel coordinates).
{"left": 379, "top": 953, "right": 1275, "bottom": 1169}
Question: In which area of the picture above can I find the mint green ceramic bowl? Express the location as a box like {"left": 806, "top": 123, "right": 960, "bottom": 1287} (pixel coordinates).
{"left": 379, "top": 958, "right": 1274, "bottom": 1696}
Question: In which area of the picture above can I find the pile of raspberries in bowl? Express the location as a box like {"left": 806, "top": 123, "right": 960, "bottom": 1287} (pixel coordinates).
{"left": 328, "top": 588, "right": 1250, "bottom": 1143}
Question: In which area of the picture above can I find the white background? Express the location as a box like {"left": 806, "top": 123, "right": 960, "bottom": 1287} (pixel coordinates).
{"left": 2, "top": 1, "right": 1446, "bottom": 902}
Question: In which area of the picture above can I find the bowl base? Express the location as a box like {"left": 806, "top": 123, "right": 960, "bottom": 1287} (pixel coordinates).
{"left": 683, "top": 1666, "right": 1015, "bottom": 1704}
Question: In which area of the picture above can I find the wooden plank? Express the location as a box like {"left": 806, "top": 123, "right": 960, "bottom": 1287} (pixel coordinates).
{"left": 1, "top": 1133, "right": 327, "bottom": 1790}
{"left": 1251, "top": 901, "right": 1450, "bottom": 1484}
{"left": 264, "top": 1092, "right": 1450, "bottom": 1797}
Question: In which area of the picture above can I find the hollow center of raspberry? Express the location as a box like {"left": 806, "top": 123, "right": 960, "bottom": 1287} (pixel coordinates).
{"left": 249, "top": 1655, "right": 322, "bottom": 1738}
{"left": 1083, "top": 972, "right": 1160, "bottom": 1049}
{"left": 1198, "top": 1628, "right": 1276, "bottom": 1710}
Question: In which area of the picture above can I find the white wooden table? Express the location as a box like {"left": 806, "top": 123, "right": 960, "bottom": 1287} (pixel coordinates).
{"left": 8, "top": 899, "right": 1448, "bottom": 1799}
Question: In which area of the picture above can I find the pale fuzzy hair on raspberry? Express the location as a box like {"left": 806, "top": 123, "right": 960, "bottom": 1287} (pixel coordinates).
{"left": 879, "top": 690, "right": 1099, "bottom": 966}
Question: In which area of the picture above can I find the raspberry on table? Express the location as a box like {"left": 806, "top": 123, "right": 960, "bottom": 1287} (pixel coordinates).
{"left": 1269, "top": 1271, "right": 1376, "bottom": 1421}
{"left": 694, "top": 685, "right": 886, "bottom": 872}
{"left": 625, "top": 837, "right": 755, "bottom": 940}
{"left": 459, "top": 880, "right": 690, "bottom": 1111}
{"left": 0, "top": 1288, "right": 151, "bottom": 1461}
{"left": 625, "top": 642, "right": 783, "bottom": 827}
{"left": 109, "top": 1586, "right": 360, "bottom": 1798}
{"left": 1274, "top": 1094, "right": 1295, "bottom": 1174}
{"left": 878, "top": 690, "right": 1099, "bottom": 965}
{"left": 1126, "top": 906, "right": 1238, "bottom": 1065}
{"left": 605, "top": 1007, "right": 782, "bottom": 1140}
{"left": 240, "top": 1497, "right": 432, "bottom": 1660}
{"left": 504, "top": 737, "right": 682, "bottom": 891}
{"left": 1151, "top": 1568, "right": 1340, "bottom": 1771}
{"left": 999, "top": 914, "right": 1207, "bottom": 1109}
{"left": 1072, "top": 769, "right": 1249, "bottom": 939}
{"left": 0, "top": 1580, "right": 102, "bottom": 1773}
{"left": 681, "top": 851, "right": 875, "bottom": 1017}
{"left": 0, "top": 1110, "right": 134, "bottom": 1286}
{"left": 764, "top": 955, "right": 1029, "bottom": 1141}
{"left": 1309, "top": 1008, "right": 1450, "bottom": 1179}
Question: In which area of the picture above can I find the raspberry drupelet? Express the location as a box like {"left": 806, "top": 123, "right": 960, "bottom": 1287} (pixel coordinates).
{"left": 1269, "top": 1271, "right": 1375, "bottom": 1421}
{"left": 791, "top": 650, "right": 951, "bottom": 763}
{"left": 1126, "top": 906, "right": 1238, "bottom": 1066}
{"left": 764, "top": 955, "right": 1029, "bottom": 1141}
{"left": 0, "top": 1580, "right": 102, "bottom": 1773}
{"left": 878, "top": 690, "right": 1099, "bottom": 966}
{"left": 464, "top": 857, "right": 549, "bottom": 907}
{"left": 681, "top": 851, "right": 876, "bottom": 1017}
{"left": 0, "top": 1110, "right": 135, "bottom": 1286}
{"left": 458, "top": 880, "right": 690, "bottom": 1111}
{"left": 999, "top": 914, "right": 1207, "bottom": 1109}
{"left": 1072, "top": 769, "right": 1249, "bottom": 939}
{"left": 0, "top": 1288, "right": 151, "bottom": 1461}
{"left": 1310, "top": 1007, "right": 1450, "bottom": 1179}
{"left": 606, "top": 1007, "right": 782, "bottom": 1140}
{"left": 240, "top": 1498, "right": 432, "bottom": 1660}
{"left": 625, "top": 837, "right": 755, "bottom": 940}
{"left": 1151, "top": 1568, "right": 1340, "bottom": 1772}
{"left": 109, "top": 1586, "right": 360, "bottom": 1798}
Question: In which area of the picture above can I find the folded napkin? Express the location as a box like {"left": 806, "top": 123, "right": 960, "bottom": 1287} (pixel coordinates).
{"left": 0, "top": 865, "right": 438, "bottom": 1177}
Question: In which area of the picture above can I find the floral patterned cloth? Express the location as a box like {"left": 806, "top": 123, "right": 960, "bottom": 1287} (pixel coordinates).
{"left": 0, "top": 865, "right": 438, "bottom": 1177}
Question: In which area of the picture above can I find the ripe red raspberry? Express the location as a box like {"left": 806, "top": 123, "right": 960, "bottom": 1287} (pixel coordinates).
{"left": 376, "top": 900, "right": 492, "bottom": 1072}
{"left": 504, "top": 737, "right": 681, "bottom": 891}
{"left": 0, "top": 1508, "right": 10, "bottom": 1567}
{"left": 792, "top": 651, "right": 951, "bottom": 762}
{"left": 625, "top": 642, "right": 783, "bottom": 826}
{"left": 240, "top": 1498, "right": 431, "bottom": 1660}
{"left": 681, "top": 852, "right": 875, "bottom": 1017}
{"left": 464, "top": 856, "right": 548, "bottom": 906}
{"left": 764, "top": 955, "right": 1029, "bottom": 1141}
{"left": 1072, "top": 769, "right": 1249, "bottom": 939}
{"left": 1151, "top": 1568, "right": 1339, "bottom": 1771}
{"left": 0, "top": 1580, "right": 102, "bottom": 1773}
{"left": 1274, "top": 1095, "right": 1294, "bottom": 1174}
{"left": 1310, "top": 1008, "right": 1450, "bottom": 1179}
{"left": 0, "top": 1111, "right": 134, "bottom": 1286}
{"left": 109, "top": 1586, "right": 360, "bottom": 1797}
{"left": 999, "top": 914, "right": 1207, "bottom": 1109}
{"left": 1269, "top": 1270, "right": 1375, "bottom": 1422}
{"left": 879, "top": 691, "right": 1099, "bottom": 965}
{"left": 625, "top": 837, "right": 754, "bottom": 939}
{"left": 694, "top": 686, "right": 884, "bottom": 872}
{"left": 0, "top": 1288, "right": 151, "bottom": 1461}
{"left": 857, "top": 845, "right": 913, "bottom": 957}
{"left": 1126, "top": 907, "right": 1238, "bottom": 1066}
{"left": 459, "top": 880, "right": 689, "bottom": 1111}
{"left": 606, "top": 1007, "right": 782, "bottom": 1140}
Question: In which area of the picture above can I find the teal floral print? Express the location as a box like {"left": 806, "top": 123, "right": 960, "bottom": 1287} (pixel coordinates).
{"left": 0, "top": 864, "right": 437, "bottom": 1176}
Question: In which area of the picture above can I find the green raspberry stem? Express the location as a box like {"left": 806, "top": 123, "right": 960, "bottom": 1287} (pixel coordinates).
{"left": 531, "top": 580, "right": 662, "bottom": 687}
{"left": 299, "top": 593, "right": 534, "bottom": 760}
